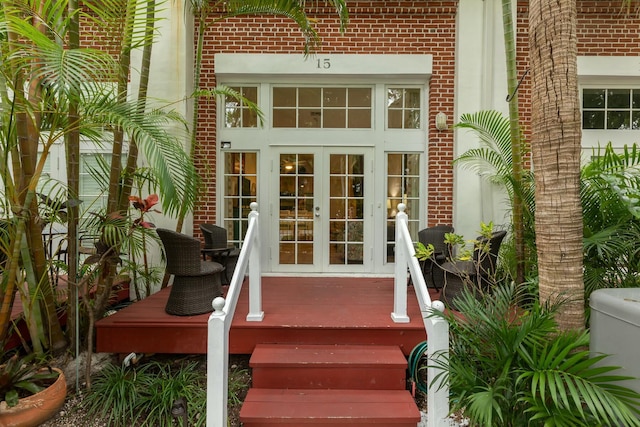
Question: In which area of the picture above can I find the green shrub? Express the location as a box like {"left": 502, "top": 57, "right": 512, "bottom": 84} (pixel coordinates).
{"left": 84, "top": 362, "right": 152, "bottom": 426}
{"left": 427, "top": 283, "right": 640, "bottom": 426}
{"left": 137, "top": 361, "right": 205, "bottom": 427}
{"left": 85, "top": 357, "right": 250, "bottom": 426}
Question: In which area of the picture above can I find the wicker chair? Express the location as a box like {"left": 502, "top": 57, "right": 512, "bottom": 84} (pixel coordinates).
{"left": 440, "top": 230, "right": 507, "bottom": 310}
{"left": 156, "top": 228, "right": 224, "bottom": 316}
{"left": 418, "top": 225, "right": 454, "bottom": 290}
{"left": 199, "top": 224, "right": 240, "bottom": 285}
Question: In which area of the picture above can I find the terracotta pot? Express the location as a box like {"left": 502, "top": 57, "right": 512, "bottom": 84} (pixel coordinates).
{"left": 0, "top": 368, "right": 67, "bottom": 427}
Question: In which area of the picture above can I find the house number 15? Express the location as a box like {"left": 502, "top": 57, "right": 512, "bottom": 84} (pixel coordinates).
{"left": 317, "top": 58, "right": 331, "bottom": 69}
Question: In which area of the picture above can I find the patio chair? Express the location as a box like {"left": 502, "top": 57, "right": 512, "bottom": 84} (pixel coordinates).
{"left": 418, "top": 225, "right": 454, "bottom": 290}
{"left": 199, "top": 224, "right": 241, "bottom": 284}
{"left": 156, "top": 228, "right": 224, "bottom": 316}
{"left": 440, "top": 230, "right": 507, "bottom": 310}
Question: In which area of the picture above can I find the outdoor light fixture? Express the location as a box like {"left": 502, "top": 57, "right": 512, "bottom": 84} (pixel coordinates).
{"left": 221, "top": 140, "right": 231, "bottom": 149}
{"left": 435, "top": 112, "right": 448, "bottom": 131}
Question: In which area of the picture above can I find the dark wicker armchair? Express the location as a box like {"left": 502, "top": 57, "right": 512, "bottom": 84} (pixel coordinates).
{"left": 199, "top": 224, "right": 240, "bottom": 284}
{"left": 440, "top": 230, "right": 507, "bottom": 310}
{"left": 156, "top": 228, "right": 224, "bottom": 316}
{"left": 418, "top": 225, "right": 454, "bottom": 290}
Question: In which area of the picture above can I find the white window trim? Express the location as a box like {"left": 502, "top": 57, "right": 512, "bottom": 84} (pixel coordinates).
{"left": 578, "top": 56, "right": 640, "bottom": 159}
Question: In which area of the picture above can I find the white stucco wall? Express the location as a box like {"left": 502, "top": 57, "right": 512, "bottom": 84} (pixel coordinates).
{"left": 454, "top": 0, "right": 513, "bottom": 241}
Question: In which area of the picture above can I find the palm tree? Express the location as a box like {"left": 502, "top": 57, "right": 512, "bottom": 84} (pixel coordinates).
{"left": 501, "top": 0, "right": 527, "bottom": 285}
{"left": 454, "top": 110, "right": 536, "bottom": 280}
{"left": 528, "top": 0, "right": 584, "bottom": 330}
{"left": 0, "top": 0, "right": 199, "bottom": 358}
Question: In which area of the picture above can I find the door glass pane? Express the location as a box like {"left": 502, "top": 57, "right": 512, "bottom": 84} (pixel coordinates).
{"left": 279, "top": 154, "right": 314, "bottom": 264}
{"left": 329, "top": 154, "right": 364, "bottom": 265}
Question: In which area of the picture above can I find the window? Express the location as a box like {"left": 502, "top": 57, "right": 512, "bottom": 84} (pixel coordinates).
{"left": 582, "top": 88, "right": 640, "bottom": 130}
{"left": 272, "top": 87, "right": 372, "bottom": 129}
{"left": 79, "top": 153, "right": 110, "bottom": 213}
{"left": 386, "top": 153, "right": 421, "bottom": 262}
{"left": 222, "top": 152, "right": 257, "bottom": 247}
{"left": 225, "top": 86, "right": 258, "bottom": 128}
{"left": 387, "top": 88, "right": 421, "bottom": 129}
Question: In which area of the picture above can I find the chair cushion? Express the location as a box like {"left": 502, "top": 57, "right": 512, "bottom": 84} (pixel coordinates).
{"left": 199, "top": 260, "right": 224, "bottom": 275}
{"left": 440, "top": 260, "right": 477, "bottom": 276}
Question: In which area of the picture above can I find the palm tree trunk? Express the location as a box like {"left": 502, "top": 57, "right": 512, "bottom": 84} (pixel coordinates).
{"left": 501, "top": 0, "right": 525, "bottom": 285}
{"left": 529, "top": 0, "right": 584, "bottom": 330}
{"left": 66, "top": 0, "right": 81, "bottom": 356}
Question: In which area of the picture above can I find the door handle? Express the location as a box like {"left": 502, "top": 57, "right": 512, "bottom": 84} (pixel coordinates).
{"left": 315, "top": 206, "right": 320, "bottom": 217}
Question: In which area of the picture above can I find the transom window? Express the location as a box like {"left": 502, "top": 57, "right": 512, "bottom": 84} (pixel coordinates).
{"left": 225, "top": 86, "right": 258, "bottom": 128}
{"left": 387, "top": 88, "right": 421, "bottom": 129}
{"left": 582, "top": 88, "right": 640, "bottom": 130}
{"left": 272, "top": 87, "right": 372, "bottom": 129}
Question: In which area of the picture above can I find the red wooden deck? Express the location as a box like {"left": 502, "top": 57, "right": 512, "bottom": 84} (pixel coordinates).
{"left": 96, "top": 277, "right": 439, "bottom": 356}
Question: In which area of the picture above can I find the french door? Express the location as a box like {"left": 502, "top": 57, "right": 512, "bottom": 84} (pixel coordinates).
{"left": 273, "top": 147, "right": 372, "bottom": 273}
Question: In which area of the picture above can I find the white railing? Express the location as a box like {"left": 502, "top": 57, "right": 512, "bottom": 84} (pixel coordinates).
{"left": 206, "top": 202, "right": 263, "bottom": 427}
{"left": 393, "top": 203, "right": 450, "bottom": 427}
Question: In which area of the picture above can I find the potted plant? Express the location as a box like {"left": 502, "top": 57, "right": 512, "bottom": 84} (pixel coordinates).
{"left": 0, "top": 352, "right": 67, "bottom": 426}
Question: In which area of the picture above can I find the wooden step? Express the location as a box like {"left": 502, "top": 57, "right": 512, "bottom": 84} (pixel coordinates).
{"left": 251, "top": 344, "right": 408, "bottom": 390}
{"left": 239, "top": 388, "right": 421, "bottom": 426}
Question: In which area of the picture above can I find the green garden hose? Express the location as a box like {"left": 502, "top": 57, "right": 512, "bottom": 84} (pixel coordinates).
{"left": 408, "top": 340, "right": 429, "bottom": 394}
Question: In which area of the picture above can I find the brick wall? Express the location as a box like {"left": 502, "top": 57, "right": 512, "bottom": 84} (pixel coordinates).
{"left": 195, "top": 1, "right": 640, "bottom": 227}
{"left": 515, "top": 0, "right": 640, "bottom": 161}
{"left": 195, "top": 1, "right": 458, "bottom": 227}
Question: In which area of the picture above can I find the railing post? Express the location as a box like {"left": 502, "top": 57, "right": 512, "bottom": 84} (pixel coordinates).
{"left": 393, "top": 203, "right": 450, "bottom": 425}
{"left": 392, "top": 203, "right": 410, "bottom": 323}
{"left": 426, "top": 301, "right": 450, "bottom": 427}
{"left": 246, "top": 202, "right": 264, "bottom": 321}
{"left": 206, "top": 297, "right": 228, "bottom": 427}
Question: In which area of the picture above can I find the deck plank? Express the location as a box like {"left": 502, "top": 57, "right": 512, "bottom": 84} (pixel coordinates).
{"left": 96, "top": 277, "right": 438, "bottom": 355}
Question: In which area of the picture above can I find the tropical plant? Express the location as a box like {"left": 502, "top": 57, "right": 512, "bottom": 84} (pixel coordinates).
{"left": 0, "top": 352, "right": 60, "bottom": 408}
{"left": 0, "top": 0, "right": 117, "bottom": 353}
{"left": 1, "top": 0, "right": 201, "bottom": 389}
{"left": 454, "top": 110, "right": 537, "bottom": 282}
{"left": 581, "top": 143, "right": 640, "bottom": 314}
{"left": 428, "top": 283, "right": 640, "bottom": 427}
{"left": 500, "top": 0, "right": 527, "bottom": 285}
